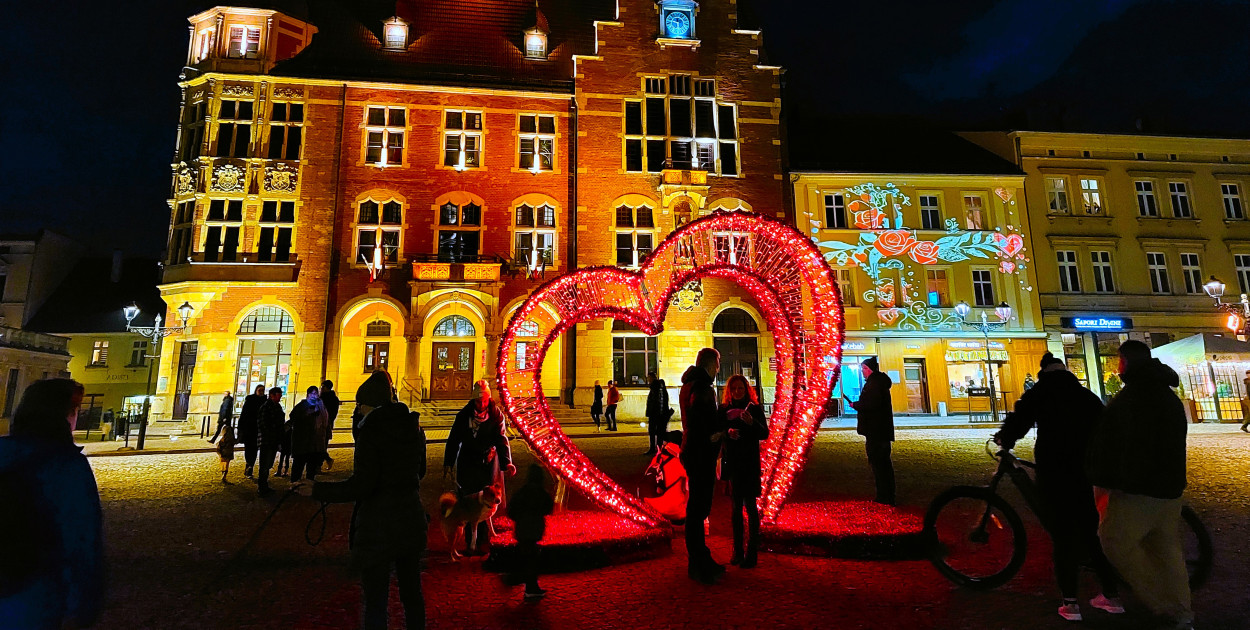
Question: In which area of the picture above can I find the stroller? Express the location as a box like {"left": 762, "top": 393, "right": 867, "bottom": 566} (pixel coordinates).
{"left": 641, "top": 430, "right": 688, "bottom": 524}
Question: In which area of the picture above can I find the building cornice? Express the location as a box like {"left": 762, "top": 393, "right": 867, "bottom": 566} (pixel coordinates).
{"left": 181, "top": 73, "right": 574, "bottom": 101}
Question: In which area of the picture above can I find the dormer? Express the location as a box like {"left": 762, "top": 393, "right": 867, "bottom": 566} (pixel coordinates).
{"left": 185, "top": 6, "right": 317, "bottom": 76}
{"left": 658, "top": 0, "right": 698, "bottom": 45}
{"left": 523, "top": 2, "right": 549, "bottom": 59}
{"left": 382, "top": 16, "right": 409, "bottom": 51}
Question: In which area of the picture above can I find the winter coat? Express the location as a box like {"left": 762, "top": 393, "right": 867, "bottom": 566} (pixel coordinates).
{"left": 996, "top": 369, "right": 1103, "bottom": 484}
{"left": 720, "top": 397, "right": 769, "bottom": 498}
{"left": 851, "top": 370, "right": 895, "bottom": 442}
{"left": 0, "top": 436, "right": 104, "bottom": 629}
{"left": 314, "top": 402, "right": 427, "bottom": 567}
{"left": 679, "top": 365, "right": 722, "bottom": 474}
{"left": 256, "top": 398, "right": 286, "bottom": 451}
{"left": 507, "top": 474, "right": 554, "bottom": 544}
{"left": 1086, "top": 360, "right": 1188, "bottom": 500}
{"left": 646, "top": 379, "right": 670, "bottom": 420}
{"left": 237, "top": 393, "right": 265, "bottom": 440}
{"left": 288, "top": 399, "right": 329, "bottom": 457}
{"left": 606, "top": 385, "right": 622, "bottom": 407}
{"left": 217, "top": 395, "right": 234, "bottom": 423}
{"left": 590, "top": 385, "right": 604, "bottom": 415}
{"left": 321, "top": 389, "right": 341, "bottom": 424}
{"left": 444, "top": 399, "right": 512, "bottom": 493}
{"left": 216, "top": 426, "right": 237, "bottom": 462}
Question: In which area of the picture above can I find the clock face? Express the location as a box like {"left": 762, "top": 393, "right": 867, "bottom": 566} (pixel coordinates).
{"left": 665, "top": 11, "right": 691, "bottom": 38}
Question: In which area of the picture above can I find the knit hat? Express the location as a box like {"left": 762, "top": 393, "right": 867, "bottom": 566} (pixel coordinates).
{"left": 1039, "top": 352, "right": 1063, "bottom": 371}
{"left": 356, "top": 370, "right": 393, "bottom": 407}
{"left": 862, "top": 356, "right": 879, "bottom": 372}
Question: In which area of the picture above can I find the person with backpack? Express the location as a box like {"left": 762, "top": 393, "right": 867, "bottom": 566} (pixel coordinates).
{"left": 288, "top": 385, "right": 330, "bottom": 482}
{"left": 0, "top": 379, "right": 104, "bottom": 629}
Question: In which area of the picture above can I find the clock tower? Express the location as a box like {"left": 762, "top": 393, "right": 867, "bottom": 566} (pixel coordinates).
{"left": 659, "top": 0, "right": 697, "bottom": 40}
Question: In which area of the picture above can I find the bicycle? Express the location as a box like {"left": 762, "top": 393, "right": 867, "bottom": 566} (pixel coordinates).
{"left": 924, "top": 439, "right": 1212, "bottom": 590}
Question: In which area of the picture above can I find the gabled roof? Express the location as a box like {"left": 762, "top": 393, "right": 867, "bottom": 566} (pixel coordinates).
{"left": 271, "top": 0, "right": 617, "bottom": 91}
{"left": 26, "top": 258, "right": 166, "bottom": 334}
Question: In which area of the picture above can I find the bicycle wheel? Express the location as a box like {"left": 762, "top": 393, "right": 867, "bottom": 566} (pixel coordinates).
{"left": 1180, "top": 505, "right": 1213, "bottom": 590}
{"left": 924, "top": 486, "right": 1027, "bottom": 589}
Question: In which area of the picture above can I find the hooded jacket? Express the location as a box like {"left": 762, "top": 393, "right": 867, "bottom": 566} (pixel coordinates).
{"left": 679, "top": 365, "right": 722, "bottom": 471}
{"left": 444, "top": 399, "right": 512, "bottom": 493}
{"left": 996, "top": 368, "right": 1103, "bottom": 481}
{"left": 1086, "top": 359, "right": 1187, "bottom": 499}
{"left": 852, "top": 370, "right": 895, "bottom": 441}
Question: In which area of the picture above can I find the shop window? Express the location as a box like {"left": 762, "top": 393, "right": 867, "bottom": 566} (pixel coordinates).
{"left": 947, "top": 362, "right": 1000, "bottom": 399}
{"left": 443, "top": 110, "right": 482, "bottom": 169}
{"left": 364, "top": 342, "right": 390, "bottom": 372}
{"left": 433, "top": 315, "right": 476, "bottom": 337}
{"left": 268, "top": 102, "right": 304, "bottom": 160}
{"left": 365, "top": 106, "right": 406, "bottom": 166}
{"left": 1169, "top": 182, "right": 1192, "bottom": 218}
{"left": 824, "top": 193, "right": 848, "bottom": 229}
{"left": 919, "top": 194, "right": 942, "bottom": 229}
{"left": 1135, "top": 181, "right": 1158, "bottom": 217}
{"left": 1046, "top": 177, "right": 1069, "bottom": 214}
{"left": 1061, "top": 333, "right": 1089, "bottom": 388}
{"left": 518, "top": 114, "right": 555, "bottom": 171}
{"left": 356, "top": 199, "right": 402, "bottom": 265}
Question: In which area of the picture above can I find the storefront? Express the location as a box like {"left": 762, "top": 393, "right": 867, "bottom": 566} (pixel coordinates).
{"left": 1056, "top": 315, "right": 1137, "bottom": 399}
{"left": 829, "top": 339, "right": 877, "bottom": 417}
{"left": 1153, "top": 333, "right": 1250, "bottom": 422}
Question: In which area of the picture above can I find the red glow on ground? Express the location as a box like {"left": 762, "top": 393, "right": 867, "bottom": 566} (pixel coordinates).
{"left": 490, "top": 510, "right": 670, "bottom": 547}
{"left": 765, "top": 500, "right": 925, "bottom": 537}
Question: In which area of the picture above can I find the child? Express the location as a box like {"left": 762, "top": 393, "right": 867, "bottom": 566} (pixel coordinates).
{"left": 507, "top": 464, "right": 554, "bottom": 599}
{"left": 215, "top": 420, "right": 237, "bottom": 483}
{"left": 720, "top": 374, "right": 768, "bottom": 567}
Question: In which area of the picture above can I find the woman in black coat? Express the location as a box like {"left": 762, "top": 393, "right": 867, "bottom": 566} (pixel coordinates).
{"left": 719, "top": 374, "right": 768, "bottom": 568}
{"left": 590, "top": 380, "right": 604, "bottom": 430}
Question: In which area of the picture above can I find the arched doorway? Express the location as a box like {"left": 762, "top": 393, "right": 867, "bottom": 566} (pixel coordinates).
{"left": 335, "top": 298, "right": 407, "bottom": 401}
{"left": 235, "top": 306, "right": 296, "bottom": 406}
{"left": 712, "top": 307, "right": 760, "bottom": 391}
{"left": 430, "top": 314, "right": 476, "bottom": 399}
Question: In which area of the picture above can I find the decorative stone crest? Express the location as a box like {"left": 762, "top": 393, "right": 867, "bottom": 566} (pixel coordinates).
{"left": 263, "top": 163, "right": 298, "bottom": 193}
{"left": 211, "top": 163, "right": 247, "bottom": 192}
{"left": 273, "top": 86, "right": 304, "bottom": 100}
{"left": 674, "top": 279, "right": 704, "bottom": 312}
{"left": 221, "top": 84, "right": 254, "bottom": 97}
{"left": 174, "top": 162, "right": 197, "bottom": 196}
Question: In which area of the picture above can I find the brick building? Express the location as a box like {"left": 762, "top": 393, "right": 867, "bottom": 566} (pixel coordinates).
{"left": 155, "top": 0, "right": 784, "bottom": 420}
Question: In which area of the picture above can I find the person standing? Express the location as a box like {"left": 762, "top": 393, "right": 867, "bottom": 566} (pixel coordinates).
{"left": 680, "top": 347, "right": 725, "bottom": 584}
{"left": 1022, "top": 373, "right": 1036, "bottom": 392}
{"left": 0, "top": 379, "right": 104, "bottom": 630}
{"left": 256, "top": 387, "right": 286, "bottom": 496}
{"left": 209, "top": 391, "right": 235, "bottom": 443}
{"left": 296, "top": 369, "right": 428, "bottom": 629}
{"left": 444, "top": 379, "right": 515, "bottom": 554}
{"left": 604, "top": 381, "right": 621, "bottom": 432}
{"left": 215, "top": 416, "right": 237, "bottom": 484}
{"left": 645, "top": 371, "right": 671, "bottom": 455}
{"left": 720, "top": 374, "right": 768, "bottom": 568}
{"left": 288, "top": 385, "right": 330, "bottom": 482}
{"left": 506, "top": 464, "right": 555, "bottom": 600}
{"left": 321, "top": 380, "right": 342, "bottom": 462}
{"left": 237, "top": 384, "right": 266, "bottom": 478}
{"left": 590, "top": 380, "right": 604, "bottom": 431}
{"left": 995, "top": 353, "right": 1123, "bottom": 622}
{"left": 849, "top": 357, "right": 895, "bottom": 505}
{"left": 1087, "top": 341, "right": 1193, "bottom": 630}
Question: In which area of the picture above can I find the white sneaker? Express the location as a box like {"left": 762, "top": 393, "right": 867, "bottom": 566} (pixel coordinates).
{"left": 1058, "top": 603, "right": 1083, "bottom": 622}
{"left": 1090, "top": 594, "right": 1125, "bottom": 614}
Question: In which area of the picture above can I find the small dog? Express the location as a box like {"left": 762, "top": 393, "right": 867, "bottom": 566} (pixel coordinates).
{"left": 439, "top": 484, "right": 503, "bottom": 561}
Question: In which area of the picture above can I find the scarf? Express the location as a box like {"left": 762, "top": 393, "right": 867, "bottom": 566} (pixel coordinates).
{"left": 470, "top": 399, "right": 490, "bottom": 437}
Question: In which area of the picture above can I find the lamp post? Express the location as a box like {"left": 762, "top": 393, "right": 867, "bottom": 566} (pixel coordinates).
{"left": 123, "top": 301, "right": 194, "bottom": 450}
{"left": 1202, "top": 276, "right": 1250, "bottom": 337}
{"left": 954, "top": 300, "right": 1013, "bottom": 423}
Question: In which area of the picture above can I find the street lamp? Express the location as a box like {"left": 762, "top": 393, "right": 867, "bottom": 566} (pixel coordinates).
{"left": 1203, "top": 275, "right": 1250, "bottom": 335}
{"left": 123, "top": 301, "right": 194, "bottom": 450}
{"left": 954, "top": 300, "right": 1013, "bottom": 423}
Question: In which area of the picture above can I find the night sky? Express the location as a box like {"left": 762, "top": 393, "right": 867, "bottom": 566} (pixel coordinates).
{"left": 3, "top": 0, "right": 1246, "bottom": 256}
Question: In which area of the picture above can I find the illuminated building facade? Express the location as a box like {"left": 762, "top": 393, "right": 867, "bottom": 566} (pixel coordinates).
{"left": 156, "top": 0, "right": 783, "bottom": 420}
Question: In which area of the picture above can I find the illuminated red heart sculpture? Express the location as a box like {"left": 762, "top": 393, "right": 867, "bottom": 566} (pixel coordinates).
{"left": 497, "top": 211, "right": 844, "bottom": 527}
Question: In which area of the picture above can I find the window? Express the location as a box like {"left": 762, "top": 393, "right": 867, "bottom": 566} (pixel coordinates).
{"left": 823, "top": 193, "right": 848, "bottom": 229}
{"left": 216, "top": 99, "right": 253, "bottom": 158}
{"left": 1045, "top": 177, "right": 1070, "bottom": 214}
{"left": 129, "top": 340, "right": 149, "bottom": 367}
{"left": 1147, "top": 252, "right": 1171, "bottom": 294}
{"left": 366, "top": 320, "right": 391, "bottom": 337}
{"left": 615, "top": 205, "right": 655, "bottom": 267}
{"left": 169, "top": 200, "right": 196, "bottom": 265}
{"left": 613, "top": 334, "right": 658, "bottom": 386}
{"left": 257, "top": 200, "right": 295, "bottom": 262}
{"left": 365, "top": 107, "right": 406, "bottom": 166}
{"left": 1056, "top": 250, "right": 1080, "bottom": 293}
{"left": 1135, "top": 181, "right": 1158, "bottom": 217}
{"left": 963, "top": 195, "right": 985, "bottom": 229}
{"left": 525, "top": 29, "right": 546, "bottom": 58}
{"left": 623, "top": 76, "right": 738, "bottom": 175}
{"left": 712, "top": 308, "right": 759, "bottom": 333}
{"left": 226, "top": 25, "right": 260, "bottom": 59}
{"left": 1223, "top": 183, "right": 1244, "bottom": 219}
{"left": 712, "top": 232, "right": 752, "bottom": 265}
{"left": 437, "top": 201, "right": 483, "bottom": 262}
{"left": 925, "top": 269, "right": 951, "bottom": 307}
{"left": 1236, "top": 254, "right": 1250, "bottom": 294}
{"left": 835, "top": 269, "right": 856, "bottom": 307}
{"left": 364, "top": 342, "right": 390, "bottom": 372}
{"left": 180, "top": 100, "right": 207, "bottom": 161}
{"left": 433, "top": 315, "right": 476, "bottom": 337}
{"left": 514, "top": 204, "right": 556, "bottom": 266}
{"left": 356, "top": 199, "right": 402, "bottom": 265}
{"left": 443, "top": 110, "right": 482, "bottom": 169}
{"left": 1180, "top": 252, "right": 1202, "bottom": 294}
{"left": 971, "top": 269, "right": 994, "bottom": 307}
{"left": 1169, "top": 182, "right": 1192, "bottom": 218}
{"left": 204, "top": 199, "right": 243, "bottom": 262}
{"left": 193, "top": 28, "right": 214, "bottom": 61}
{"left": 268, "top": 102, "right": 304, "bottom": 160}
{"left": 1091, "top": 251, "right": 1114, "bottom": 293}
{"left": 1079, "top": 178, "right": 1104, "bottom": 214}
{"left": 382, "top": 17, "right": 408, "bottom": 50}
{"left": 518, "top": 114, "right": 555, "bottom": 171}
{"left": 919, "top": 195, "right": 942, "bottom": 229}
{"left": 90, "top": 341, "right": 109, "bottom": 367}
{"left": 238, "top": 306, "right": 295, "bottom": 334}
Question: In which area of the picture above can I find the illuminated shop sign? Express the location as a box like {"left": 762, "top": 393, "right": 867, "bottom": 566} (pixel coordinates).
{"left": 843, "top": 341, "right": 868, "bottom": 352}
{"left": 1061, "top": 316, "right": 1132, "bottom": 332}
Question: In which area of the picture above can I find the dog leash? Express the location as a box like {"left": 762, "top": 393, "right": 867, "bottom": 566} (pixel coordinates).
{"left": 305, "top": 500, "right": 330, "bottom": 546}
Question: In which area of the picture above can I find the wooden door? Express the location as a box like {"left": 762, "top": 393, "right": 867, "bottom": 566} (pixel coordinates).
{"left": 172, "top": 341, "right": 198, "bottom": 420}
{"left": 431, "top": 342, "right": 475, "bottom": 399}
{"left": 903, "top": 358, "right": 930, "bottom": 414}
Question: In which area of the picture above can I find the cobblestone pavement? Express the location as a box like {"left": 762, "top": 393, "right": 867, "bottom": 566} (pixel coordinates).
{"left": 88, "top": 426, "right": 1249, "bottom": 629}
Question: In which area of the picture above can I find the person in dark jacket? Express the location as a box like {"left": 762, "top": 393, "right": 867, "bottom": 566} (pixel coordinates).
{"left": 237, "top": 384, "right": 266, "bottom": 477}
{"left": 208, "top": 391, "right": 234, "bottom": 443}
{"left": 590, "top": 380, "right": 604, "bottom": 431}
{"left": 0, "top": 379, "right": 104, "bottom": 629}
{"left": 995, "top": 353, "right": 1122, "bottom": 622}
{"left": 297, "top": 369, "right": 427, "bottom": 630}
{"left": 679, "top": 347, "right": 725, "bottom": 584}
{"left": 645, "top": 371, "right": 671, "bottom": 455}
{"left": 1087, "top": 340, "right": 1192, "bottom": 629}
{"left": 321, "top": 380, "right": 342, "bottom": 466}
{"left": 849, "top": 357, "right": 895, "bottom": 505}
{"left": 444, "top": 379, "right": 515, "bottom": 553}
{"left": 720, "top": 374, "right": 768, "bottom": 568}
{"left": 288, "top": 385, "right": 330, "bottom": 482}
{"left": 255, "top": 387, "right": 286, "bottom": 496}
{"left": 506, "top": 464, "right": 555, "bottom": 599}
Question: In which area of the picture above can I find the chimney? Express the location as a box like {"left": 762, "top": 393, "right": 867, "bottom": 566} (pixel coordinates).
{"left": 111, "top": 250, "right": 123, "bottom": 283}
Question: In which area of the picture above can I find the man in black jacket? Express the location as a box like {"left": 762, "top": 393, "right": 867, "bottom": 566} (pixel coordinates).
{"left": 255, "top": 387, "right": 286, "bottom": 496}
{"left": 995, "top": 353, "right": 1122, "bottom": 622}
{"left": 208, "top": 391, "right": 234, "bottom": 443}
{"left": 850, "top": 357, "right": 895, "bottom": 505}
{"left": 444, "top": 379, "right": 514, "bottom": 554}
{"left": 1087, "top": 341, "right": 1192, "bottom": 629}
{"left": 679, "top": 348, "right": 724, "bottom": 584}
{"left": 645, "top": 371, "right": 670, "bottom": 455}
{"left": 237, "top": 384, "right": 266, "bottom": 477}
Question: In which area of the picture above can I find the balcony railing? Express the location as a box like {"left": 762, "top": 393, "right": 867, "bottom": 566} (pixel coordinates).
{"left": 162, "top": 253, "right": 301, "bottom": 284}
{"left": 410, "top": 254, "right": 505, "bottom": 283}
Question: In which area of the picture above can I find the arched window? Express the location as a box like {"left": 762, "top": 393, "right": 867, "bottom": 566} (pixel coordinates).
{"left": 238, "top": 306, "right": 295, "bottom": 334}
{"left": 517, "top": 320, "right": 541, "bottom": 336}
{"left": 712, "top": 308, "right": 758, "bottom": 334}
{"left": 365, "top": 320, "right": 391, "bottom": 337}
{"left": 433, "top": 315, "right": 476, "bottom": 337}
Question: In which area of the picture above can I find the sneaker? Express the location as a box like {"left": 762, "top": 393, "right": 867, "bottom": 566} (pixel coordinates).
{"left": 1058, "top": 603, "right": 1083, "bottom": 622}
{"left": 524, "top": 588, "right": 547, "bottom": 600}
{"left": 1090, "top": 594, "right": 1125, "bottom": 614}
